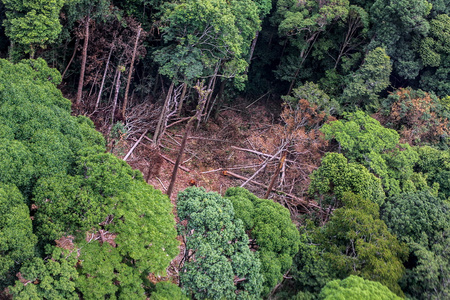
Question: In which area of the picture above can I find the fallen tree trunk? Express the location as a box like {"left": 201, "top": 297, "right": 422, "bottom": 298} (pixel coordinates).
{"left": 222, "top": 170, "right": 321, "bottom": 210}
{"left": 231, "top": 146, "right": 297, "bottom": 164}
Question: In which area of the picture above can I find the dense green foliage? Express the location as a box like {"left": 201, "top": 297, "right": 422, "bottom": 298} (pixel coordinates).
{"left": 177, "top": 187, "right": 263, "bottom": 299}
{"left": 309, "top": 152, "right": 385, "bottom": 206}
{"left": 321, "top": 111, "right": 430, "bottom": 195}
{"left": 318, "top": 275, "right": 402, "bottom": 300}
{"left": 382, "top": 190, "right": 450, "bottom": 299}
{"left": 382, "top": 190, "right": 448, "bottom": 245}
{"left": 0, "top": 184, "right": 37, "bottom": 288}
{"left": 150, "top": 281, "right": 189, "bottom": 300}
{"left": 2, "top": 0, "right": 450, "bottom": 298}
{"left": 292, "top": 193, "right": 408, "bottom": 298}
{"left": 313, "top": 193, "right": 407, "bottom": 296}
{"left": 225, "top": 187, "right": 300, "bottom": 295}
{"left": 0, "top": 58, "right": 178, "bottom": 298}
{"left": 3, "top": 0, "right": 64, "bottom": 57}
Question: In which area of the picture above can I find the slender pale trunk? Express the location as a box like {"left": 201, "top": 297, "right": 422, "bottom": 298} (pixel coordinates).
{"left": 111, "top": 66, "right": 122, "bottom": 125}
{"left": 197, "top": 62, "right": 219, "bottom": 128}
{"left": 95, "top": 44, "right": 114, "bottom": 111}
{"left": 76, "top": 14, "right": 90, "bottom": 107}
{"left": 214, "top": 80, "right": 226, "bottom": 119}
{"left": 108, "top": 68, "right": 118, "bottom": 103}
{"left": 122, "top": 26, "right": 142, "bottom": 119}
{"left": 287, "top": 32, "right": 320, "bottom": 95}
{"left": 88, "top": 67, "right": 101, "bottom": 97}
{"left": 153, "top": 81, "right": 174, "bottom": 144}
{"left": 203, "top": 74, "right": 217, "bottom": 124}
{"left": 245, "top": 31, "right": 259, "bottom": 74}
{"left": 177, "top": 77, "right": 188, "bottom": 117}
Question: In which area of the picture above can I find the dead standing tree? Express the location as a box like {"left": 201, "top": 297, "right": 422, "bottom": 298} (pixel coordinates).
{"left": 153, "top": 83, "right": 184, "bottom": 145}
{"left": 121, "top": 25, "right": 143, "bottom": 119}
{"left": 221, "top": 99, "right": 331, "bottom": 213}
{"left": 166, "top": 81, "right": 211, "bottom": 198}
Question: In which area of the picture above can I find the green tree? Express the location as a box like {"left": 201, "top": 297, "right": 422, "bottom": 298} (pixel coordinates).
{"left": 0, "top": 183, "right": 37, "bottom": 288}
{"left": 309, "top": 152, "right": 385, "bottom": 207}
{"left": 225, "top": 187, "right": 300, "bottom": 295}
{"left": 320, "top": 111, "right": 427, "bottom": 195}
{"left": 3, "top": 0, "right": 64, "bottom": 58}
{"left": 417, "top": 14, "right": 450, "bottom": 97}
{"left": 150, "top": 281, "right": 189, "bottom": 300}
{"left": 381, "top": 190, "right": 450, "bottom": 299}
{"left": 75, "top": 241, "right": 146, "bottom": 300}
{"left": 0, "top": 58, "right": 179, "bottom": 298}
{"left": 273, "top": 0, "right": 350, "bottom": 94}
{"left": 318, "top": 275, "right": 402, "bottom": 300}
{"left": 33, "top": 150, "right": 179, "bottom": 274}
{"left": 155, "top": 0, "right": 260, "bottom": 87}
{"left": 369, "top": 0, "right": 432, "bottom": 79}
{"left": 402, "top": 232, "right": 450, "bottom": 299}
{"left": 382, "top": 190, "right": 449, "bottom": 246}
{"left": 177, "top": 187, "right": 263, "bottom": 299}
{"left": 314, "top": 192, "right": 408, "bottom": 296}
{"left": 0, "top": 58, "right": 104, "bottom": 195}
{"left": 340, "top": 47, "right": 392, "bottom": 110}
{"left": 283, "top": 81, "right": 340, "bottom": 115}
{"left": 415, "top": 146, "right": 450, "bottom": 199}
{"left": 9, "top": 247, "right": 78, "bottom": 300}
{"left": 291, "top": 233, "right": 339, "bottom": 298}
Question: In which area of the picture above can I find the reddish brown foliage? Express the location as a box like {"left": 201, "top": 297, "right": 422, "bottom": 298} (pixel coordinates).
{"left": 55, "top": 235, "right": 75, "bottom": 251}
{"left": 375, "top": 88, "right": 450, "bottom": 145}
{"left": 248, "top": 99, "right": 332, "bottom": 200}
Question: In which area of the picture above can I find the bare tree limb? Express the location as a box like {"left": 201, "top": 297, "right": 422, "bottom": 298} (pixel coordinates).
{"left": 123, "top": 128, "right": 149, "bottom": 161}
{"left": 223, "top": 171, "right": 320, "bottom": 210}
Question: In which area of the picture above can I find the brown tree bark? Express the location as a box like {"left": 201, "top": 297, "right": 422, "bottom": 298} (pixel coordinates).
{"left": 166, "top": 121, "right": 192, "bottom": 198}
{"left": 122, "top": 26, "right": 142, "bottom": 119}
{"left": 264, "top": 151, "right": 287, "bottom": 199}
{"left": 76, "top": 15, "right": 90, "bottom": 107}
{"left": 167, "top": 82, "right": 211, "bottom": 198}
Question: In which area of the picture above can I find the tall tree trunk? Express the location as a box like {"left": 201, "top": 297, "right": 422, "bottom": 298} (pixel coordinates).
{"left": 287, "top": 32, "right": 320, "bottom": 95}
{"left": 264, "top": 151, "right": 287, "bottom": 199}
{"left": 197, "top": 63, "right": 219, "bottom": 129}
{"left": 177, "top": 77, "right": 188, "bottom": 117}
{"left": 153, "top": 81, "right": 174, "bottom": 145}
{"left": 245, "top": 31, "right": 259, "bottom": 74}
{"left": 61, "top": 38, "right": 80, "bottom": 79}
{"left": 76, "top": 15, "right": 90, "bottom": 107}
{"left": 95, "top": 44, "right": 114, "bottom": 111}
{"left": 111, "top": 66, "right": 122, "bottom": 125}
{"left": 204, "top": 72, "right": 217, "bottom": 123}
{"left": 122, "top": 26, "right": 142, "bottom": 119}
{"left": 214, "top": 80, "right": 226, "bottom": 119}
{"left": 167, "top": 82, "right": 210, "bottom": 198}
{"left": 88, "top": 67, "right": 101, "bottom": 98}
{"left": 166, "top": 120, "right": 192, "bottom": 198}
{"left": 109, "top": 68, "right": 118, "bottom": 103}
